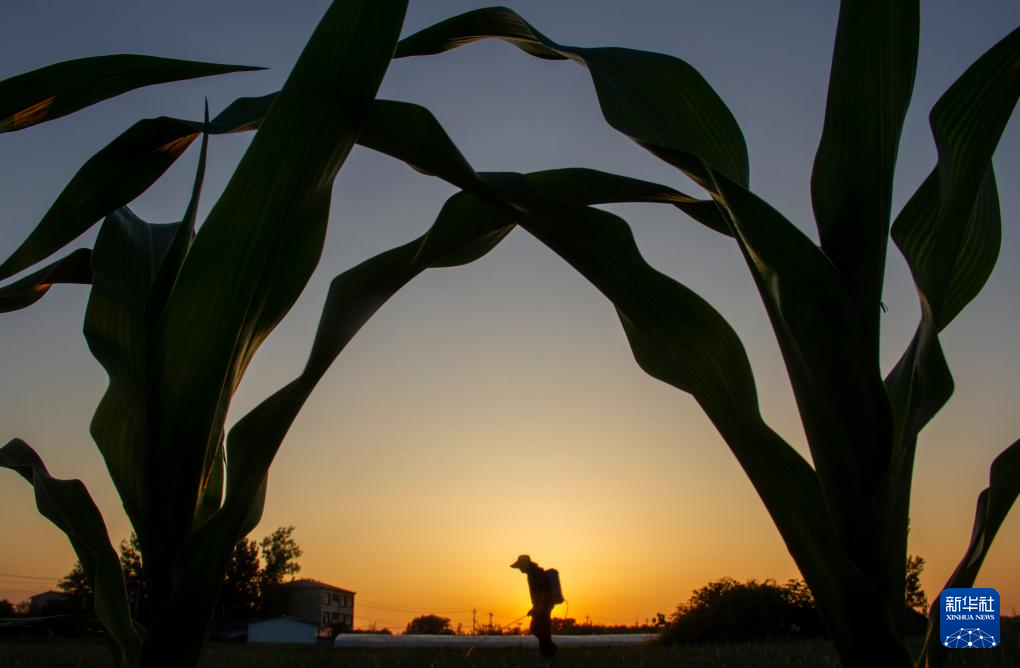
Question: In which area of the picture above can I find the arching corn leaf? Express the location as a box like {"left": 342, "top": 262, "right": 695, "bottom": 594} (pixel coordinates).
{"left": 396, "top": 6, "right": 748, "bottom": 190}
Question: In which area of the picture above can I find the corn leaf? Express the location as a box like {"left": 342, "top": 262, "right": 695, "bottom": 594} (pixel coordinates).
{"left": 703, "top": 170, "right": 898, "bottom": 610}
{"left": 887, "top": 26, "right": 1019, "bottom": 453}
{"left": 395, "top": 6, "right": 748, "bottom": 190}
{"left": 84, "top": 207, "right": 189, "bottom": 553}
{"left": 920, "top": 437, "right": 1020, "bottom": 668}
{"left": 0, "top": 54, "right": 259, "bottom": 135}
{"left": 892, "top": 27, "right": 1018, "bottom": 332}
{"left": 811, "top": 0, "right": 919, "bottom": 352}
{"left": 0, "top": 118, "right": 201, "bottom": 282}
{"left": 0, "top": 93, "right": 268, "bottom": 284}
{"left": 0, "top": 439, "right": 141, "bottom": 667}
{"left": 82, "top": 126, "right": 209, "bottom": 566}
{"left": 0, "top": 248, "right": 91, "bottom": 313}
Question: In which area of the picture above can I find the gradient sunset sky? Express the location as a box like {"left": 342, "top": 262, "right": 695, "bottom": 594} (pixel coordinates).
{"left": 1, "top": 1, "right": 1018, "bottom": 632}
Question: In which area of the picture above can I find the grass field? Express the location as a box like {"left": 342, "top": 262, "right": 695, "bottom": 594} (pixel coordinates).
{"left": 1, "top": 636, "right": 1018, "bottom": 668}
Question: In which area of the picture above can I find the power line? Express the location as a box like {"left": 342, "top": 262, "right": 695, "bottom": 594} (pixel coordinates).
{"left": 357, "top": 600, "right": 474, "bottom": 614}
{"left": 0, "top": 572, "right": 58, "bottom": 581}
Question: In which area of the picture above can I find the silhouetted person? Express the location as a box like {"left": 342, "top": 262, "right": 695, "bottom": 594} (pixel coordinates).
{"left": 511, "top": 554, "right": 559, "bottom": 657}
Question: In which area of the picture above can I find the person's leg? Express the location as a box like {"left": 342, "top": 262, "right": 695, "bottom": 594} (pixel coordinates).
{"left": 532, "top": 609, "right": 556, "bottom": 657}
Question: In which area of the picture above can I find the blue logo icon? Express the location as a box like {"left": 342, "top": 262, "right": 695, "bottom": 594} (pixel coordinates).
{"left": 939, "top": 588, "right": 999, "bottom": 649}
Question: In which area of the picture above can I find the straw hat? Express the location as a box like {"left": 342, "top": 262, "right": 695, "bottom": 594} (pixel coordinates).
{"left": 510, "top": 554, "right": 534, "bottom": 570}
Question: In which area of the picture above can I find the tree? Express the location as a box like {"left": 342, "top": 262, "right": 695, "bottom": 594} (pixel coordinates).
{"left": 259, "top": 526, "right": 302, "bottom": 588}
{"left": 662, "top": 578, "right": 824, "bottom": 645}
{"left": 0, "top": 599, "right": 15, "bottom": 617}
{"left": 119, "top": 534, "right": 147, "bottom": 622}
{"left": 219, "top": 538, "right": 261, "bottom": 620}
{"left": 904, "top": 555, "right": 927, "bottom": 613}
{"left": 405, "top": 614, "right": 454, "bottom": 635}
{"left": 57, "top": 561, "right": 94, "bottom": 612}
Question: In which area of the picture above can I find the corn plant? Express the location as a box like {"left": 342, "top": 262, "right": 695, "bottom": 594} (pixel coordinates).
{"left": 0, "top": 2, "right": 416, "bottom": 665}
{"left": 284, "top": 3, "right": 1014, "bottom": 666}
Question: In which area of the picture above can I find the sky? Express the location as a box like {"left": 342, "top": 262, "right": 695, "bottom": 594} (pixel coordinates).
{"left": 1, "top": 1, "right": 1018, "bottom": 633}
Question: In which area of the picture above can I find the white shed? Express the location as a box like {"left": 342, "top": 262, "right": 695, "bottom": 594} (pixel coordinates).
{"left": 248, "top": 617, "right": 319, "bottom": 645}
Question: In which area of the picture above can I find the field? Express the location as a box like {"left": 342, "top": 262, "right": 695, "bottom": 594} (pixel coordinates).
{"left": 1, "top": 636, "right": 1018, "bottom": 668}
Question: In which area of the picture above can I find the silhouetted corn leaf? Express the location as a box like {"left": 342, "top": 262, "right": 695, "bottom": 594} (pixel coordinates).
{"left": 893, "top": 27, "right": 1018, "bottom": 330}
{"left": 888, "top": 26, "right": 1019, "bottom": 445}
{"left": 811, "top": 1, "right": 918, "bottom": 352}
{"left": 0, "top": 55, "right": 259, "bottom": 134}
{"left": 0, "top": 248, "right": 91, "bottom": 313}
{"left": 83, "top": 127, "right": 209, "bottom": 561}
{"left": 396, "top": 6, "right": 749, "bottom": 190}
{"left": 920, "top": 437, "right": 1020, "bottom": 668}
{"left": 0, "top": 439, "right": 141, "bottom": 667}
{"left": 146, "top": 104, "right": 209, "bottom": 325}
{"left": 0, "top": 118, "right": 200, "bottom": 282}
{"left": 0, "top": 96, "right": 263, "bottom": 283}
{"left": 84, "top": 207, "right": 188, "bottom": 551}
{"left": 709, "top": 171, "right": 894, "bottom": 556}
{"left": 360, "top": 100, "right": 727, "bottom": 230}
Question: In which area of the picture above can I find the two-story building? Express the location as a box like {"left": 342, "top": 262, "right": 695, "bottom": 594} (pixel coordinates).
{"left": 267, "top": 579, "right": 355, "bottom": 631}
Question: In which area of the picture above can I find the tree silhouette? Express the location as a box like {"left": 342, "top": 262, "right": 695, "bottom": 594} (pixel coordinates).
{"left": 119, "top": 534, "right": 147, "bottom": 622}
{"left": 57, "top": 561, "right": 93, "bottom": 612}
{"left": 219, "top": 538, "right": 261, "bottom": 619}
{"left": 259, "top": 526, "right": 302, "bottom": 588}
{"left": 905, "top": 555, "right": 928, "bottom": 612}
{"left": 405, "top": 614, "right": 454, "bottom": 635}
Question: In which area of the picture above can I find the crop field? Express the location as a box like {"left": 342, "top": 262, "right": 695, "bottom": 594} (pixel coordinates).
{"left": 1, "top": 636, "right": 1018, "bottom": 668}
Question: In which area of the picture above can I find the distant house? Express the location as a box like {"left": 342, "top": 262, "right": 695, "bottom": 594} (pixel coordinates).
{"left": 27, "top": 591, "right": 66, "bottom": 616}
{"left": 265, "top": 579, "right": 355, "bottom": 631}
{"left": 248, "top": 617, "right": 319, "bottom": 645}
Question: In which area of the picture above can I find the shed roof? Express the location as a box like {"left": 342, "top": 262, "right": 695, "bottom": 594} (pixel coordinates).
{"left": 273, "top": 578, "right": 355, "bottom": 594}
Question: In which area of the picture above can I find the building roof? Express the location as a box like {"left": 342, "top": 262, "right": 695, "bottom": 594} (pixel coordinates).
{"left": 272, "top": 578, "right": 355, "bottom": 595}
{"left": 249, "top": 616, "right": 319, "bottom": 629}
{"left": 28, "top": 591, "right": 65, "bottom": 601}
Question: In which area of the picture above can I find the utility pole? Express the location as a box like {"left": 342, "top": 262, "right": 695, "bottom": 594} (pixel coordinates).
{"left": 472, "top": 608, "right": 477, "bottom": 633}
{"left": 489, "top": 611, "right": 494, "bottom": 633}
